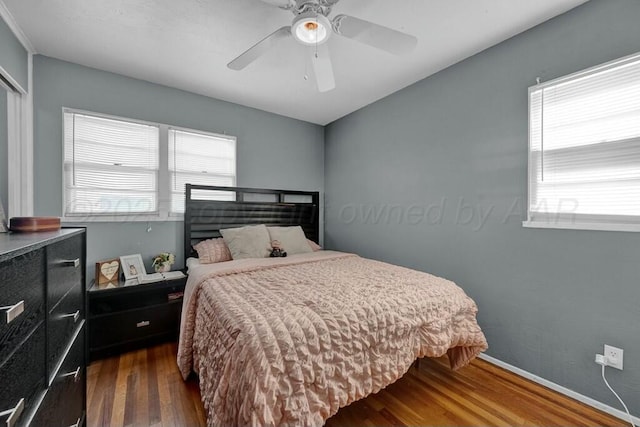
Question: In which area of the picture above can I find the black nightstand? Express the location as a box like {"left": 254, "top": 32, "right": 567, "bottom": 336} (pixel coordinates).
{"left": 87, "top": 275, "right": 187, "bottom": 361}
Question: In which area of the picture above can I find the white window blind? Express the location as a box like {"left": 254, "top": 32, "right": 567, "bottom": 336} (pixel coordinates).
{"left": 168, "top": 128, "right": 236, "bottom": 213}
{"left": 64, "top": 112, "right": 160, "bottom": 216}
{"left": 527, "top": 52, "right": 640, "bottom": 230}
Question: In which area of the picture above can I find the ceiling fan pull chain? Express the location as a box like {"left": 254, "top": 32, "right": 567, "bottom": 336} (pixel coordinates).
{"left": 304, "top": 51, "right": 309, "bottom": 80}
{"left": 315, "top": 16, "right": 319, "bottom": 57}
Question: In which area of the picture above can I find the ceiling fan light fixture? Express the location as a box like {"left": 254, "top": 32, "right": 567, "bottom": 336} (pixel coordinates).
{"left": 292, "top": 12, "right": 331, "bottom": 45}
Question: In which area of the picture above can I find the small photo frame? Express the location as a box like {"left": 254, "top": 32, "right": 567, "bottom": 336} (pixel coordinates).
{"left": 120, "top": 254, "right": 146, "bottom": 281}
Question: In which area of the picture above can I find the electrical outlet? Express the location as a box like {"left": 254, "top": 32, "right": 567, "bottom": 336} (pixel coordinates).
{"left": 604, "top": 344, "right": 623, "bottom": 370}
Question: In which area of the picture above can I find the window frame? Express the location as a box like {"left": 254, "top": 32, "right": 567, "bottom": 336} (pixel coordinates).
{"left": 167, "top": 125, "right": 237, "bottom": 217}
{"left": 523, "top": 51, "right": 640, "bottom": 233}
{"left": 61, "top": 108, "right": 237, "bottom": 222}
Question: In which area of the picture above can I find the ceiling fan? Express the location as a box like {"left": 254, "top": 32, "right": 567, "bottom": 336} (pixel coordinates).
{"left": 227, "top": 0, "right": 418, "bottom": 92}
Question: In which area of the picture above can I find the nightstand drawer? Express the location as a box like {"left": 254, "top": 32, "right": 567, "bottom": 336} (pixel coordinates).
{"left": 0, "top": 250, "right": 45, "bottom": 365}
{"left": 47, "top": 234, "right": 83, "bottom": 308}
{"left": 32, "top": 327, "right": 85, "bottom": 427}
{"left": 47, "top": 283, "right": 83, "bottom": 381}
{"left": 89, "top": 282, "right": 185, "bottom": 315}
{"left": 0, "top": 326, "right": 45, "bottom": 427}
{"left": 89, "top": 302, "right": 181, "bottom": 350}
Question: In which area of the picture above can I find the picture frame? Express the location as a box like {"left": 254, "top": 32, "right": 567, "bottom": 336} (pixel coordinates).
{"left": 120, "top": 254, "right": 146, "bottom": 281}
{"left": 95, "top": 258, "right": 120, "bottom": 284}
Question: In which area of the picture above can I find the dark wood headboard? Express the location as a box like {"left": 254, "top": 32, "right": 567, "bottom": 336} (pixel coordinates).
{"left": 184, "top": 184, "right": 320, "bottom": 261}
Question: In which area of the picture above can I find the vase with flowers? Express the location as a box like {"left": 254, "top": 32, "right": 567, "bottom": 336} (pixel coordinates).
{"left": 152, "top": 252, "right": 175, "bottom": 273}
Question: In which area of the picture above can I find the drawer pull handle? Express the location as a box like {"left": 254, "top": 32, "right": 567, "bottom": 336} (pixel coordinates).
{"left": 0, "top": 398, "right": 25, "bottom": 427}
{"left": 0, "top": 300, "right": 24, "bottom": 324}
{"left": 136, "top": 320, "right": 150, "bottom": 328}
{"left": 68, "top": 417, "right": 81, "bottom": 427}
{"left": 62, "top": 258, "right": 80, "bottom": 268}
{"left": 61, "top": 310, "right": 80, "bottom": 323}
{"left": 61, "top": 366, "right": 81, "bottom": 382}
{"left": 168, "top": 292, "right": 184, "bottom": 301}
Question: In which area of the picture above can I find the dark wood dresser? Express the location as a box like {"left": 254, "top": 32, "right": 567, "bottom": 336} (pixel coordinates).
{"left": 0, "top": 229, "right": 86, "bottom": 427}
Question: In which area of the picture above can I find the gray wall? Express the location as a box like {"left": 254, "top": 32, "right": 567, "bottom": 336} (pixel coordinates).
{"left": 325, "top": 0, "right": 640, "bottom": 415}
{"left": 0, "top": 90, "right": 6, "bottom": 214}
{"left": 0, "top": 14, "right": 28, "bottom": 92}
{"left": 33, "top": 55, "right": 324, "bottom": 275}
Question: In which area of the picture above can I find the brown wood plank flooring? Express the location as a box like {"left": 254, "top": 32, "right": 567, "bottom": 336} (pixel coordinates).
{"left": 87, "top": 342, "right": 625, "bottom": 426}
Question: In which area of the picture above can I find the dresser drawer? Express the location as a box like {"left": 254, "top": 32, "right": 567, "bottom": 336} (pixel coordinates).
{"left": 31, "top": 327, "right": 85, "bottom": 427}
{"left": 47, "top": 283, "right": 83, "bottom": 382}
{"left": 90, "top": 302, "right": 181, "bottom": 350}
{"left": 0, "top": 326, "right": 45, "bottom": 427}
{"left": 0, "top": 250, "right": 45, "bottom": 365}
{"left": 47, "top": 235, "right": 83, "bottom": 309}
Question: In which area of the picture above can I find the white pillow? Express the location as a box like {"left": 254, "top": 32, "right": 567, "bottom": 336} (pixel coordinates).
{"left": 185, "top": 257, "right": 201, "bottom": 271}
{"left": 267, "top": 226, "right": 313, "bottom": 255}
{"left": 220, "top": 224, "right": 272, "bottom": 259}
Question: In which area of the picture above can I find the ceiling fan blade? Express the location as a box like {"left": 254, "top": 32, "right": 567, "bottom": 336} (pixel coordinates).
{"left": 227, "top": 26, "right": 291, "bottom": 70}
{"left": 309, "top": 44, "right": 335, "bottom": 92}
{"left": 259, "top": 0, "right": 296, "bottom": 10}
{"left": 332, "top": 14, "right": 417, "bottom": 55}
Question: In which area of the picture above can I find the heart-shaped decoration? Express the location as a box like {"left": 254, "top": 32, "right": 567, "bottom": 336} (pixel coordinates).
{"left": 100, "top": 261, "right": 119, "bottom": 281}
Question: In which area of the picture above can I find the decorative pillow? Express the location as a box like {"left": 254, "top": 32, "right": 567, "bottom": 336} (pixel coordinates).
{"left": 185, "top": 257, "right": 202, "bottom": 270}
{"left": 267, "top": 226, "right": 313, "bottom": 255}
{"left": 220, "top": 224, "right": 272, "bottom": 259}
{"left": 193, "top": 238, "right": 232, "bottom": 264}
{"left": 307, "top": 239, "right": 322, "bottom": 251}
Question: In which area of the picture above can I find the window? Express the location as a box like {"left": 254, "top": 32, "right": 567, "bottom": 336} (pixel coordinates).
{"left": 63, "top": 112, "right": 159, "bottom": 216}
{"left": 168, "top": 129, "right": 236, "bottom": 213}
{"left": 525, "top": 52, "right": 640, "bottom": 231}
{"left": 63, "top": 109, "right": 236, "bottom": 220}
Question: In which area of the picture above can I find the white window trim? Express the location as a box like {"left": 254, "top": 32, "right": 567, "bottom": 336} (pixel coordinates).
{"left": 523, "top": 221, "right": 640, "bottom": 233}
{"left": 1, "top": 1, "right": 35, "bottom": 218}
{"left": 61, "top": 108, "right": 237, "bottom": 223}
{"left": 524, "top": 50, "right": 640, "bottom": 233}
{"left": 6, "top": 54, "right": 33, "bottom": 218}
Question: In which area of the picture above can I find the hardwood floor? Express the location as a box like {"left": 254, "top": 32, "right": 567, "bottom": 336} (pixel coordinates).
{"left": 87, "top": 343, "right": 206, "bottom": 427}
{"left": 87, "top": 342, "right": 625, "bottom": 427}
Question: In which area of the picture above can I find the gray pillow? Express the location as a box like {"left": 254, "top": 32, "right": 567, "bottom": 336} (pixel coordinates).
{"left": 267, "top": 226, "right": 313, "bottom": 255}
{"left": 220, "top": 224, "right": 272, "bottom": 259}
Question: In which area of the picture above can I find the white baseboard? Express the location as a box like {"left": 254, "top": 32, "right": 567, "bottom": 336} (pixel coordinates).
{"left": 478, "top": 353, "right": 638, "bottom": 426}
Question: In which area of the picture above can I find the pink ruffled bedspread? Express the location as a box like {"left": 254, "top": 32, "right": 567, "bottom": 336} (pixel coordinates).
{"left": 177, "top": 251, "right": 487, "bottom": 427}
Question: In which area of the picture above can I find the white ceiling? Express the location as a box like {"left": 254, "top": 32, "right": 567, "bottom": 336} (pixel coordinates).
{"left": 4, "top": 0, "right": 586, "bottom": 125}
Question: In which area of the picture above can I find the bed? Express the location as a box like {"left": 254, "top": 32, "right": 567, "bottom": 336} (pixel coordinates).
{"left": 177, "top": 185, "right": 488, "bottom": 426}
